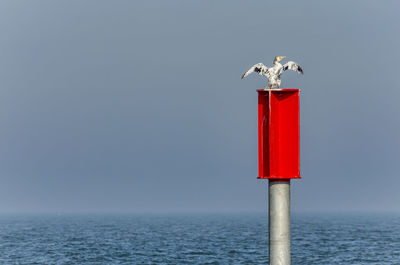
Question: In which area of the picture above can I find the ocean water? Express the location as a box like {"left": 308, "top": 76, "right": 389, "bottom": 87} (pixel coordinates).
{"left": 0, "top": 213, "right": 399, "bottom": 264}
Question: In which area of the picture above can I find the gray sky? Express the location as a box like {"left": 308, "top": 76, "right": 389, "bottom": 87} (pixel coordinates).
{"left": 0, "top": 0, "right": 399, "bottom": 213}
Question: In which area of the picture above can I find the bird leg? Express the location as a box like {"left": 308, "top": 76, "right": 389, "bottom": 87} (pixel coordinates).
{"left": 265, "top": 83, "right": 278, "bottom": 89}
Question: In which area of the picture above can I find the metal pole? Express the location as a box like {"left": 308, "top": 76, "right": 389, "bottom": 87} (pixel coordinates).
{"left": 269, "top": 179, "right": 291, "bottom": 265}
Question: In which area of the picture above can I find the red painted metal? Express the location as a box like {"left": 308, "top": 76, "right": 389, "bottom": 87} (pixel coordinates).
{"left": 257, "top": 89, "right": 300, "bottom": 179}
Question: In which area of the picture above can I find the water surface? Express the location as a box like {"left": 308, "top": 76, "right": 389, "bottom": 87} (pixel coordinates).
{"left": 0, "top": 213, "right": 399, "bottom": 264}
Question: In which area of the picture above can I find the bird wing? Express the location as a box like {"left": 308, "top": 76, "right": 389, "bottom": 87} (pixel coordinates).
{"left": 241, "top": 63, "right": 272, "bottom": 80}
{"left": 280, "top": 61, "right": 304, "bottom": 75}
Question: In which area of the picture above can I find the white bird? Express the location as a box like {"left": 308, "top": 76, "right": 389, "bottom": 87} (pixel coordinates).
{"left": 241, "top": 56, "right": 303, "bottom": 89}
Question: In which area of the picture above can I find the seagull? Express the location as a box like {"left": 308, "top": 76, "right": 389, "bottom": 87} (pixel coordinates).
{"left": 241, "top": 56, "right": 303, "bottom": 89}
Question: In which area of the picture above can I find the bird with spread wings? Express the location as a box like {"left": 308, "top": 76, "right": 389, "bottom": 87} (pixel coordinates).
{"left": 241, "top": 56, "right": 303, "bottom": 89}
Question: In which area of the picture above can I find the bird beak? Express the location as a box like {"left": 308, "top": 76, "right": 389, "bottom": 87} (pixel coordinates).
{"left": 241, "top": 73, "right": 245, "bottom": 79}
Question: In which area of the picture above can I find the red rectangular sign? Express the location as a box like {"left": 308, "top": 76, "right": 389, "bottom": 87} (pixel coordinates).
{"left": 258, "top": 89, "right": 300, "bottom": 179}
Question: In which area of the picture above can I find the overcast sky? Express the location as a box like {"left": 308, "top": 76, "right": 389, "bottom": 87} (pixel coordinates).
{"left": 0, "top": 0, "right": 399, "bottom": 213}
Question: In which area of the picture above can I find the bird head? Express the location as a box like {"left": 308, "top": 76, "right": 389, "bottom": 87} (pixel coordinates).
{"left": 277, "top": 56, "right": 286, "bottom": 61}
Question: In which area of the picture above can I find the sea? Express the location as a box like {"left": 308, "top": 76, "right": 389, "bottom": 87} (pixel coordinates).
{"left": 0, "top": 213, "right": 399, "bottom": 264}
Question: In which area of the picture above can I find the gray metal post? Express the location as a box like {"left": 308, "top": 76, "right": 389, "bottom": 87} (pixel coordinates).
{"left": 269, "top": 180, "right": 291, "bottom": 265}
